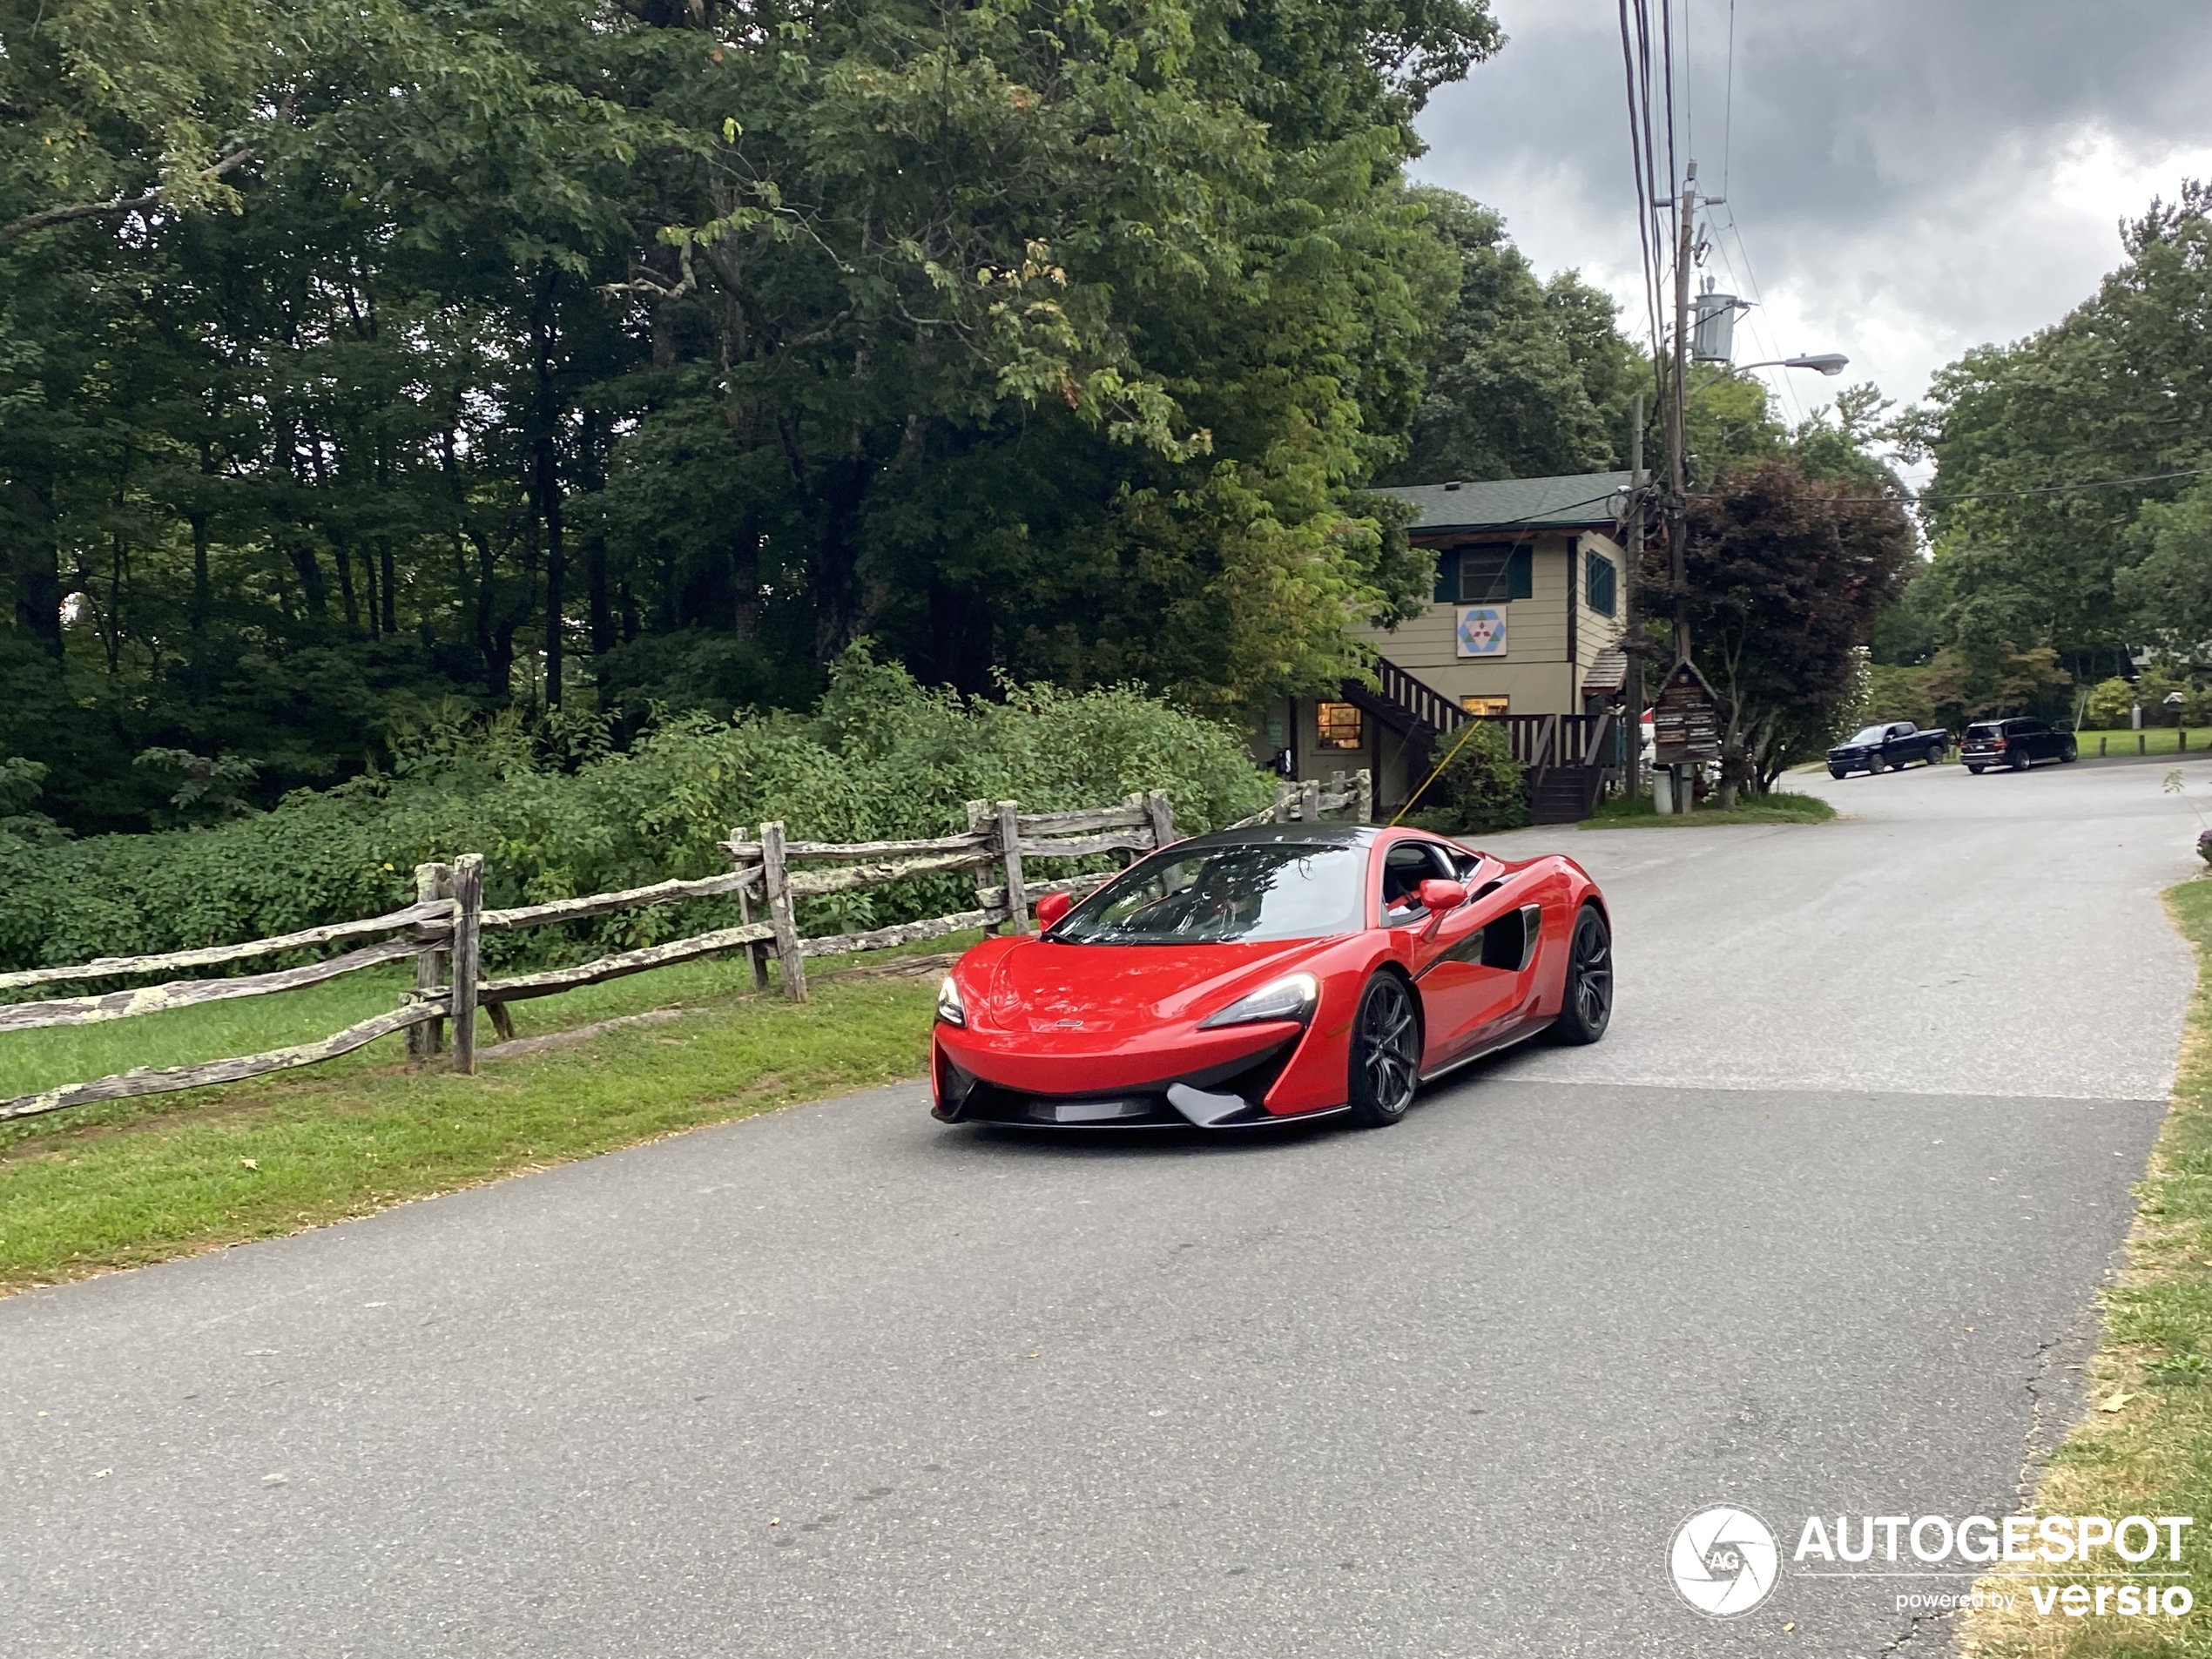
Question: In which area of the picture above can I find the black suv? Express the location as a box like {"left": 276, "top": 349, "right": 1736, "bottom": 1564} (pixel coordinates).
{"left": 1961, "top": 718, "right": 2077, "bottom": 773}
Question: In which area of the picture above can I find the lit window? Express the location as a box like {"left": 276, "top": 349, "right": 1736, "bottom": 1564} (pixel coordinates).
{"left": 1584, "top": 550, "right": 1617, "bottom": 617}
{"left": 1462, "top": 696, "right": 1509, "bottom": 718}
{"left": 1316, "top": 702, "right": 1364, "bottom": 749}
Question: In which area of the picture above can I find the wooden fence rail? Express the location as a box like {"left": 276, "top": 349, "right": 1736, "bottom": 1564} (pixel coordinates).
{"left": 0, "top": 788, "right": 1210, "bottom": 1123}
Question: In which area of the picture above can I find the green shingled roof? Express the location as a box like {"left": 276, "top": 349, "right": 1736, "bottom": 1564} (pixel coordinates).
{"left": 1378, "top": 471, "right": 1635, "bottom": 534}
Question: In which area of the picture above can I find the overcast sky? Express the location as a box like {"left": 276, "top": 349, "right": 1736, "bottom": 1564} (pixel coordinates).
{"left": 1412, "top": 0, "right": 2212, "bottom": 436}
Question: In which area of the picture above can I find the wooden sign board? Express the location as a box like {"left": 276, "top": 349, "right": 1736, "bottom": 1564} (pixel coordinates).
{"left": 1650, "top": 660, "right": 1721, "bottom": 764}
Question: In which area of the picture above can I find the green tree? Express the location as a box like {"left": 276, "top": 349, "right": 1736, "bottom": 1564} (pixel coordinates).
{"left": 1381, "top": 186, "right": 1642, "bottom": 484}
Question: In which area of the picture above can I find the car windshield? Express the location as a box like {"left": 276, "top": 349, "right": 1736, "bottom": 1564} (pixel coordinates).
{"left": 1050, "top": 843, "right": 1366, "bottom": 945}
{"left": 1845, "top": 725, "right": 1890, "bottom": 745}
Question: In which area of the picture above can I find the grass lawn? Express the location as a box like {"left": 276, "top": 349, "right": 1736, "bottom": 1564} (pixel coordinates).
{"left": 1577, "top": 789, "right": 1837, "bottom": 829}
{"left": 0, "top": 941, "right": 963, "bottom": 1296}
{"left": 2074, "top": 728, "right": 2206, "bottom": 760}
{"left": 1958, "top": 878, "right": 2212, "bottom": 1656}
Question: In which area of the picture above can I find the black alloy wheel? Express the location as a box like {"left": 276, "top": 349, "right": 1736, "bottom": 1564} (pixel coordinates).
{"left": 1868, "top": 752, "right": 1887, "bottom": 774}
{"left": 1925, "top": 745, "right": 1946, "bottom": 766}
{"left": 1346, "top": 973, "right": 1420, "bottom": 1127}
{"left": 2010, "top": 746, "right": 2032, "bottom": 772}
{"left": 1549, "top": 905, "right": 1614, "bottom": 1045}
{"left": 2060, "top": 738, "right": 2079, "bottom": 763}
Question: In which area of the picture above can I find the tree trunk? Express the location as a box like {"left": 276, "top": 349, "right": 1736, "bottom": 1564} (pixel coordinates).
{"left": 532, "top": 279, "right": 565, "bottom": 710}
{"left": 334, "top": 532, "right": 361, "bottom": 632}
{"left": 189, "top": 511, "right": 211, "bottom": 634}
{"left": 5, "top": 468, "right": 63, "bottom": 657}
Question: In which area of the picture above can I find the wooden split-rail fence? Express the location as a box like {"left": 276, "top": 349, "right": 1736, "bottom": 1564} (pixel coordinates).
{"left": 0, "top": 791, "right": 1189, "bottom": 1123}
{"left": 1223, "top": 768, "right": 1372, "bottom": 832}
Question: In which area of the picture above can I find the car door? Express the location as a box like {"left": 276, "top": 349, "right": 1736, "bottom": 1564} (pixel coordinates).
{"left": 1386, "top": 839, "right": 1523, "bottom": 1065}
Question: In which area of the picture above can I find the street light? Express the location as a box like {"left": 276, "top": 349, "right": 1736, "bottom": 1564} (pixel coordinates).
{"left": 1737, "top": 354, "right": 1849, "bottom": 375}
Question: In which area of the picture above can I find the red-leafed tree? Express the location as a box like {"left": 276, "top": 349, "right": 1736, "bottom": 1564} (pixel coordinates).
{"left": 1676, "top": 461, "right": 1916, "bottom": 798}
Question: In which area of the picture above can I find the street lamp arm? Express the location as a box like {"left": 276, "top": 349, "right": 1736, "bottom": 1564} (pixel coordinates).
{"left": 1736, "top": 354, "right": 1849, "bottom": 375}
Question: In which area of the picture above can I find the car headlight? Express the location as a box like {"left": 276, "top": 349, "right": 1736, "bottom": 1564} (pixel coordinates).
{"left": 1197, "top": 971, "right": 1319, "bottom": 1029}
{"left": 935, "top": 974, "right": 967, "bottom": 1028}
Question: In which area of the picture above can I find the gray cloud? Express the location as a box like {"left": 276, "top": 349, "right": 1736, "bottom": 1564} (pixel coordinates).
{"left": 1412, "top": 0, "right": 2212, "bottom": 425}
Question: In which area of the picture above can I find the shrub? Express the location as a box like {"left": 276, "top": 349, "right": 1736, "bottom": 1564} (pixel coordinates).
{"left": 0, "top": 653, "right": 1273, "bottom": 974}
{"left": 1407, "top": 720, "right": 1527, "bottom": 834}
{"left": 2084, "top": 676, "right": 2136, "bottom": 729}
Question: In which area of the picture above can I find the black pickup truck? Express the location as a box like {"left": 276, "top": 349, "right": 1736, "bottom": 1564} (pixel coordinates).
{"left": 1826, "top": 721, "right": 1948, "bottom": 778}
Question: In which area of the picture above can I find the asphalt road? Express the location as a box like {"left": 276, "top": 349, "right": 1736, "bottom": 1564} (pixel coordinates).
{"left": 3, "top": 755, "right": 2204, "bottom": 1657}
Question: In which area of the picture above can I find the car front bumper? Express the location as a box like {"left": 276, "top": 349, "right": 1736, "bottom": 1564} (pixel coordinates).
{"left": 930, "top": 1024, "right": 1324, "bottom": 1129}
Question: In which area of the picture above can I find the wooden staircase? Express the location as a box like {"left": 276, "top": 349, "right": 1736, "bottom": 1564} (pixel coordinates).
{"left": 1343, "top": 656, "right": 1618, "bottom": 825}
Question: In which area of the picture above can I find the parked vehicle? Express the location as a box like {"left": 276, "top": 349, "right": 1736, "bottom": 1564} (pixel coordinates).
{"left": 930, "top": 823, "right": 1611, "bottom": 1132}
{"left": 1826, "top": 721, "right": 1948, "bottom": 778}
{"left": 1960, "top": 718, "right": 2077, "bottom": 773}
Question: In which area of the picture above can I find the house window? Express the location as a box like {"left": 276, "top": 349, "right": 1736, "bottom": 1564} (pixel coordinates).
{"left": 1462, "top": 695, "right": 1509, "bottom": 718}
{"left": 1456, "top": 546, "right": 1534, "bottom": 604}
{"left": 1584, "top": 549, "right": 1618, "bottom": 617}
{"left": 1316, "top": 702, "right": 1364, "bottom": 749}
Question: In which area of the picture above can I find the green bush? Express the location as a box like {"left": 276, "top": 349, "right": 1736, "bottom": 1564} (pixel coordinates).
{"left": 0, "top": 652, "right": 1273, "bottom": 975}
{"left": 1406, "top": 720, "right": 1527, "bottom": 834}
{"left": 2084, "top": 676, "right": 2136, "bottom": 729}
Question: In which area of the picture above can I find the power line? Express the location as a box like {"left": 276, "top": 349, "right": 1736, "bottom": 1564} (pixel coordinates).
{"left": 1687, "top": 464, "right": 2212, "bottom": 509}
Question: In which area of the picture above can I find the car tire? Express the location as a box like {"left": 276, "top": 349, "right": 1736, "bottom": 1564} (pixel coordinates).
{"left": 1967, "top": 764, "right": 1986, "bottom": 774}
{"left": 1867, "top": 753, "right": 1886, "bottom": 774}
{"left": 2010, "top": 748, "right": 2031, "bottom": 772}
{"left": 2060, "top": 739, "right": 2078, "bottom": 763}
{"left": 1548, "top": 905, "right": 1614, "bottom": 1047}
{"left": 1925, "top": 745, "right": 1946, "bottom": 766}
{"left": 1829, "top": 766, "right": 1849, "bottom": 779}
{"left": 1346, "top": 972, "right": 1420, "bottom": 1128}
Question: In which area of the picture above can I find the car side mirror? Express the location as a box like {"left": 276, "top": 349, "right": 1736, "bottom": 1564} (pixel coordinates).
{"left": 1035, "top": 891, "right": 1073, "bottom": 929}
{"left": 1417, "top": 879, "right": 1467, "bottom": 914}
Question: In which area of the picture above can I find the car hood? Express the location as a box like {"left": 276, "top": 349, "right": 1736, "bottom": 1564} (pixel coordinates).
{"left": 969, "top": 936, "right": 1328, "bottom": 1035}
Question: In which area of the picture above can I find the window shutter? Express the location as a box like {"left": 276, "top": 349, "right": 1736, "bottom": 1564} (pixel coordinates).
{"left": 1507, "top": 547, "right": 1533, "bottom": 600}
{"left": 1433, "top": 549, "right": 1460, "bottom": 603}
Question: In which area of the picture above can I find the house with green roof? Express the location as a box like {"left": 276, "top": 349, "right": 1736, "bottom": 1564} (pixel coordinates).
{"left": 1258, "top": 471, "right": 1635, "bottom": 823}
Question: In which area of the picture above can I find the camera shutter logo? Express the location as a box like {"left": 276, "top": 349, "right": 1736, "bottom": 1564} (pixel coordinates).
{"left": 1669, "top": 1506, "right": 1780, "bottom": 1618}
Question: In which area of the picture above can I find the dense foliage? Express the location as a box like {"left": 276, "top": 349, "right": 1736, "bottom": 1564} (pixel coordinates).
{"left": 0, "top": 653, "right": 1272, "bottom": 972}
{"left": 1, "top": 0, "right": 1534, "bottom": 833}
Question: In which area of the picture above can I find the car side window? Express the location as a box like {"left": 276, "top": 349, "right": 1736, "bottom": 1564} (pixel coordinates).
{"left": 1380, "top": 842, "right": 1453, "bottom": 925}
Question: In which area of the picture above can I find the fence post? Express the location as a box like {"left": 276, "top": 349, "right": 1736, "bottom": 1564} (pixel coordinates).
{"left": 967, "top": 799, "right": 1001, "bottom": 934}
{"left": 1274, "top": 781, "right": 1294, "bottom": 823}
{"left": 407, "top": 861, "right": 452, "bottom": 1061}
{"left": 1144, "top": 789, "right": 1175, "bottom": 850}
{"left": 760, "top": 820, "right": 808, "bottom": 1002}
{"left": 1354, "top": 768, "right": 1372, "bottom": 823}
{"left": 729, "top": 827, "right": 771, "bottom": 992}
{"left": 450, "top": 853, "right": 483, "bottom": 1076}
{"left": 1302, "top": 779, "right": 1321, "bottom": 822}
{"left": 997, "top": 799, "right": 1031, "bottom": 933}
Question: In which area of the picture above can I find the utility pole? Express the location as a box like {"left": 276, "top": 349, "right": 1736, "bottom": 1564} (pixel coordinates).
{"left": 1663, "top": 163, "right": 1698, "bottom": 813}
{"left": 1625, "top": 392, "right": 1644, "bottom": 799}
{"left": 1667, "top": 160, "right": 1696, "bottom": 668}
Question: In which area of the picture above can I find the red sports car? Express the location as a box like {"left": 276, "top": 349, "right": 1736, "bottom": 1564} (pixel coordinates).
{"left": 930, "top": 822, "right": 1611, "bottom": 1130}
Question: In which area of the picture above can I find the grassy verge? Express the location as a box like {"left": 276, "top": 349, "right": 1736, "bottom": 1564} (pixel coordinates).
{"left": 1958, "top": 880, "right": 2212, "bottom": 1656}
{"left": 0, "top": 942, "right": 962, "bottom": 1296}
{"left": 1577, "top": 789, "right": 1837, "bottom": 829}
{"left": 2077, "top": 729, "right": 2204, "bottom": 760}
